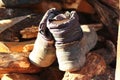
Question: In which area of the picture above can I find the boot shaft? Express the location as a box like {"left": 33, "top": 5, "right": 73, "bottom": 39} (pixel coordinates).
{"left": 47, "top": 11, "right": 83, "bottom": 44}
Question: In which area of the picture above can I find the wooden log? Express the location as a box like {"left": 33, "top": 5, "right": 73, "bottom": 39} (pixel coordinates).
{"left": 20, "top": 26, "right": 38, "bottom": 39}
{"left": 100, "top": 0, "right": 119, "bottom": 9}
{"left": 0, "top": 1, "right": 61, "bottom": 13}
{"left": 0, "top": 15, "right": 29, "bottom": 42}
{"left": 1, "top": 73, "right": 40, "bottom": 80}
{"left": 22, "top": 44, "right": 34, "bottom": 52}
{"left": 31, "top": 1, "right": 62, "bottom": 13}
{"left": 115, "top": 21, "right": 120, "bottom": 80}
{"left": 0, "top": 0, "right": 95, "bottom": 14}
{"left": 1, "top": 66, "right": 64, "bottom": 80}
{"left": 0, "top": 40, "right": 34, "bottom": 53}
{"left": 20, "top": 23, "right": 103, "bottom": 39}
{"left": 92, "top": 66, "right": 115, "bottom": 80}
{"left": 93, "top": 40, "right": 116, "bottom": 65}
{"left": 0, "top": 52, "right": 42, "bottom": 74}
{"left": 0, "top": 0, "right": 42, "bottom": 8}
{"left": 0, "top": 42, "right": 10, "bottom": 53}
{"left": 81, "top": 23, "right": 103, "bottom": 31}
{"left": 87, "top": 0, "right": 119, "bottom": 45}
{"left": 62, "top": 53, "right": 106, "bottom": 80}
{"left": 0, "top": 15, "right": 28, "bottom": 33}
{"left": 0, "top": 14, "right": 43, "bottom": 41}
{"left": 29, "top": 0, "right": 95, "bottom": 14}
{"left": 0, "top": 8, "right": 32, "bottom": 20}
{"left": 4, "top": 40, "right": 34, "bottom": 52}
{"left": 77, "top": 0, "right": 95, "bottom": 14}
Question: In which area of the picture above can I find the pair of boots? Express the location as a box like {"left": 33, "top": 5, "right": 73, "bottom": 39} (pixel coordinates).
{"left": 29, "top": 8, "right": 98, "bottom": 72}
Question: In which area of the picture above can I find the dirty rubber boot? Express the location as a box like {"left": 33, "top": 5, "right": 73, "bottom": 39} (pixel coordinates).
{"left": 29, "top": 8, "right": 57, "bottom": 67}
{"left": 47, "top": 10, "right": 98, "bottom": 72}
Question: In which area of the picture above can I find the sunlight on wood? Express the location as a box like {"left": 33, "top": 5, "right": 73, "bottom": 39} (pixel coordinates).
{"left": 0, "top": 15, "right": 30, "bottom": 33}
{"left": 0, "top": 42, "right": 10, "bottom": 53}
{"left": 0, "top": 20, "right": 12, "bottom": 25}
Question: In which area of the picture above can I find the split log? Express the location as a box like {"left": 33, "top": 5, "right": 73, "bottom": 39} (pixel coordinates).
{"left": 0, "top": 8, "right": 32, "bottom": 20}
{"left": 13, "top": 0, "right": 94, "bottom": 14}
{"left": 0, "top": 14, "right": 43, "bottom": 41}
{"left": 0, "top": 45, "right": 107, "bottom": 79}
{"left": 0, "top": 52, "right": 42, "bottom": 74}
{"left": 0, "top": 15, "right": 30, "bottom": 41}
{"left": 87, "top": 0, "right": 119, "bottom": 44}
{"left": 0, "top": 40, "right": 34, "bottom": 53}
{"left": 62, "top": 53, "right": 106, "bottom": 80}
{"left": 100, "top": 0, "right": 119, "bottom": 9}
{"left": 22, "top": 44, "right": 34, "bottom": 52}
{"left": 0, "top": 0, "right": 42, "bottom": 8}
{"left": 92, "top": 66, "right": 115, "bottom": 80}
{"left": 81, "top": 23, "right": 103, "bottom": 31}
{"left": 115, "top": 22, "right": 120, "bottom": 80}
{"left": 1, "top": 73, "right": 40, "bottom": 80}
{"left": 20, "top": 23, "right": 103, "bottom": 39}
{"left": 0, "top": 42, "right": 10, "bottom": 53}
{"left": 20, "top": 26, "right": 38, "bottom": 39}
{"left": 0, "top": 0, "right": 94, "bottom": 14}
{"left": 0, "top": 15, "right": 28, "bottom": 33}
{"left": 13, "top": 0, "right": 95, "bottom": 14}
{"left": 1, "top": 0, "right": 117, "bottom": 15}
{"left": 0, "top": 1, "right": 61, "bottom": 13}
{"left": 94, "top": 40, "right": 116, "bottom": 65}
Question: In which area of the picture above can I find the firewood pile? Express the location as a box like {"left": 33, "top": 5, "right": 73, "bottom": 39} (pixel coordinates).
{"left": 0, "top": 0, "right": 119, "bottom": 80}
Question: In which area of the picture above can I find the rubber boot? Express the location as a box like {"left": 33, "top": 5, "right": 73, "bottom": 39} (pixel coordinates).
{"left": 29, "top": 8, "right": 57, "bottom": 67}
{"left": 47, "top": 10, "right": 98, "bottom": 72}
